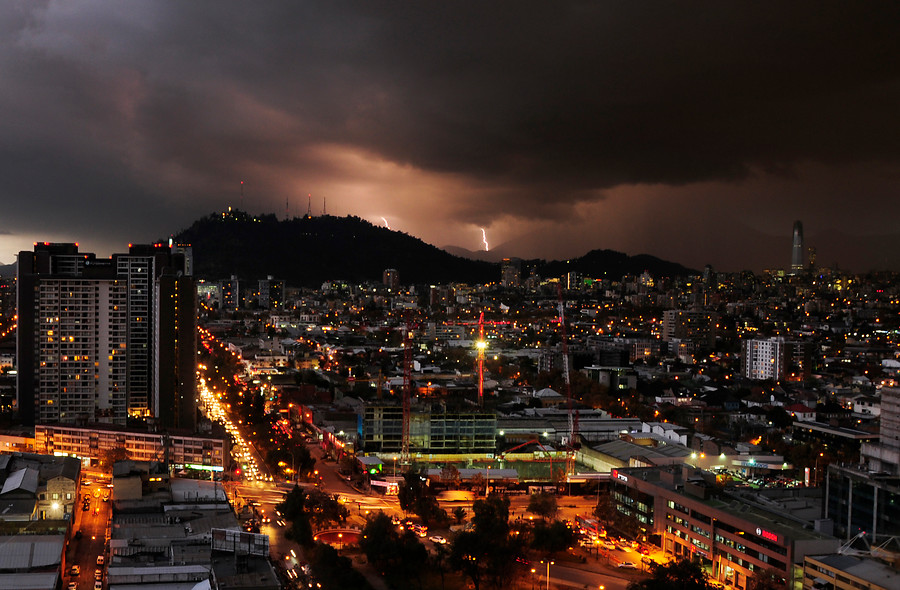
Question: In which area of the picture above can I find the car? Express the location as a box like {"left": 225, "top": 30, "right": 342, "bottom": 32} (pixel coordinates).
{"left": 96, "top": 556, "right": 104, "bottom": 565}
{"left": 601, "top": 541, "right": 616, "bottom": 550}
{"left": 94, "top": 569, "right": 102, "bottom": 579}
{"left": 618, "top": 562, "right": 638, "bottom": 569}
{"left": 70, "top": 565, "right": 81, "bottom": 576}
{"left": 74, "top": 530, "right": 83, "bottom": 540}
{"left": 94, "top": 581, "right": 102, "bottom": 590}
{"left": 83, "top": 504, "right": 90, "bottom": 511}
{"left": 428, "top": 535, "right": 447, "bottom": 545}
{"left": 67, "top": 583, "right": 77, "bottom": 590}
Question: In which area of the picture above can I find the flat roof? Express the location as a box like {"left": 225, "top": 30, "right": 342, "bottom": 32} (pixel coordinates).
{"left": 808, "top": 554, "right": 900, "bottom": 589}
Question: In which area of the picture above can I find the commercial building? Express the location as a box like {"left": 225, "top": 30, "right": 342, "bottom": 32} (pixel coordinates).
{"left": 791, "top": 221, "right": 805, "bottom": 274}
{"left": 611, "top": 465, "right": 839, "bottom": 589}
{"left": 17, "top": 242, "right": 196, "bottom": 429}
{"left": 825, "top": 388, "right": 900, "bottom": 540}
{"left": 803, "top": 554, "right": 900, "bottom": 590}
{"left": 34, "top": 424, "right": 227, "bottom": 472}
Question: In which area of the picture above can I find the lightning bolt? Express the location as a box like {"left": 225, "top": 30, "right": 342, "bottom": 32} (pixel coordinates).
{"left": 381, "top": 217, "right": 391, "bottom": 229}
{"left": 481, "top": 228, "right": 490, "bottom": 251}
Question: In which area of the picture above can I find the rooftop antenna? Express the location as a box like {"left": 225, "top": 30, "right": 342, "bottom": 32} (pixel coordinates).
{"left": 306, "top": 194, "right": 312, "bottom": 218}
{"left": 323, "top": 195, "right": 326, "bottom": 216}
{"left": 240, "top": 181, "right": 244, "bottom": 210}
{"left": 285, "top": 195, "right": 289, "bottom": 220}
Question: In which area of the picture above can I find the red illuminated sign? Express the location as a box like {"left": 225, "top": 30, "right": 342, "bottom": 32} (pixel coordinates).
{"left": 756, "top": 527, "right": 778, "bottom": 542}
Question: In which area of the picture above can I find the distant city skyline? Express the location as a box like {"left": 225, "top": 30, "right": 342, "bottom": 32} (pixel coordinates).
{"left": 1, "top": 3, "right": 899, "bottom": 272}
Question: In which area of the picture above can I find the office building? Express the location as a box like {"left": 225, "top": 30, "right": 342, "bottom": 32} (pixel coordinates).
{"left": 362, "top": 404, "right": 496, "bottom": 455}
{"left": 791, "top": 221, "right": 804, "bottom": 274}
{"left": 17, "top": 242, "right": 195, "bottom": 429}
{"left": 825, "top": 388, "right": 900, "bottom": 540}
{"left": 611, "top": 465, "right": 839, "bottom": 589}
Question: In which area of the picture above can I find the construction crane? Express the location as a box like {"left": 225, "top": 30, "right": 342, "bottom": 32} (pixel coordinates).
{"left": 558, "top": 281, "right": 578, "bottom": 456}
{"left": 401, "top": 320, "right": 415, "bottom": 466}
{"left": 442, "top": 314, "right": 512, "bottom": 406}
{"left": 557, "top": 283, "right": 579, "bottom": 474}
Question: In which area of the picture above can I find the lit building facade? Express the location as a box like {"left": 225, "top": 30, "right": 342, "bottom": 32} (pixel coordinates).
{"left": 611, "top": 466, "right": 839, "bottom": 589}
{"left": 34, "top": 424, "right": 227, "bottom": 470}
{"left": 17, "top": 242, "right": 195, "bottom": 429}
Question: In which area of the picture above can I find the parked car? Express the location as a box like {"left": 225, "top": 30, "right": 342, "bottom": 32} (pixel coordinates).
{"left": 429, "top": 535, "right": 447, "bottom": 545}
{"left": 96, "top": 556, "right": 104, "bottom": 566}
{"left": 70, "top": 565, "right": 81, "bottom": 576}
{"left": 618, "top": 562, "right": 638, "bottom": 569}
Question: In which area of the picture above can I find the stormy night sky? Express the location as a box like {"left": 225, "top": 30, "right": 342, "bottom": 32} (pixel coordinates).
{"left": 1, "top": 1, "right": 899, "bottom": 272}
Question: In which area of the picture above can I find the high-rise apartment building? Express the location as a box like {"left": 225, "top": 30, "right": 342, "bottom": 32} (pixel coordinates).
{"left": 741, "top": 337, "right": 813, "bottom": 382}
{"left": 382, "top": 268, "right": 400, "bottom": 291}
{"left": 791, "top": 220, "right": 804, "bottom": 274}
{"left": 500, "top": 258, "right": 521, "bottom": 287}
{"left": 17, "top": 243, "right": 196, "bottom": 429}
{"left": 741, "top": 337, "right": 786, "bottom": 381}
{"left": 662, "top": 310, "right": 718, "bottom": 351}
{"left": 257, "top": 275, "right": 285, "bottom": 310}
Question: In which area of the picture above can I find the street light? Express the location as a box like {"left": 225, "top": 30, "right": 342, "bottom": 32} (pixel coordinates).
{"left": 530, "top": 568, "right": 536, "bottom": 590}
{"left": 540, "top": 560, "right": 554, "bottom": 590}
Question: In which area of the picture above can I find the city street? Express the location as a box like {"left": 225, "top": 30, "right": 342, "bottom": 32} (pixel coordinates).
{"left": 65, "top": 480, "right": 112, "bottom": 590}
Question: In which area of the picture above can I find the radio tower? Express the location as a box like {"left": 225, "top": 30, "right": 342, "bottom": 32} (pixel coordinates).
{"left": 306, "top": 194, "right": 312, "bottom": 218}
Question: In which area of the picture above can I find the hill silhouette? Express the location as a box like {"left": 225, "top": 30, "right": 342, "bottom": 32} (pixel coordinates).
{"left": 171, "top": 211, "right": 696, "bottom": 286}
{"left": 172, "top": 211, "right": 497, "bottom": 287}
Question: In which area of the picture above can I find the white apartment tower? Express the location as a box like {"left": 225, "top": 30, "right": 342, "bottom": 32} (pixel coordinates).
{"left": 741, "top": 337, "right": 786, "bottom": 381}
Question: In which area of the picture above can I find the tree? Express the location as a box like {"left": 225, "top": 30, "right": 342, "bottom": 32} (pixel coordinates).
{"left": 360, "top": 512, "right": 428, "bottom": 588}
{"left": 526, "top": 491, "right": 558, "bottom": 520}
{"left": 277, "top": 485, "right": 314, "bottom": 546}
{"left": 530, "top": 520, "right": 576, "bottom": 555}
{"left": 398, "top": 469, "right": 428, "bottom": 514}
{"left": 627, "top": 559, "right": 715, "bottom": 590}
{"left": 440, "top": 463, "right": 461, "bottom": 488}
{"left": 747, "top": 568, "right": 786, "bottom": 590}
{"left": 452, "top": 506, "right": 467, "bottom": 525}
{"left": 450, "top": 494, "right": 524, "bottom": 590}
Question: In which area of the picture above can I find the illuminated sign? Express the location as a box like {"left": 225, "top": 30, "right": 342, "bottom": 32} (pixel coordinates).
{"left": 614, "top": 470, "right": 629, "bottom": 483}
{"left": 756, "top": 527, "right": 778, "bottom": 542}
{"left": 186, "top": 464, "right": 224, "bottom": 472}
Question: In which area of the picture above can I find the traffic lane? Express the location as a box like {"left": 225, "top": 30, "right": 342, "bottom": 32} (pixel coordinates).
{"left": 541, "top": 563, "right": 631, "bottom": 590}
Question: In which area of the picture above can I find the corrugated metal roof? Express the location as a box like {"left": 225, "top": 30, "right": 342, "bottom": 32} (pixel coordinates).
{"left": 0, "top": 535, "right": 63, "bottom": 570}
{"left": 0, "top": 468, "right": 39, "bottom": 496}
{"left": 0, "top": 572, "right": 58, "bottom": 590}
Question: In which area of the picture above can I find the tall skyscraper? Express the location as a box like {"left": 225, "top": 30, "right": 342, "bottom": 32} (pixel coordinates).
{"left": 500, "top": 258, "right": 521, "bottom": 287}
{"left": 17, "top": 242, "right": 196, "bottom": 429}
{"left": 791, "top": 220, "right": 804, "bottom": 274}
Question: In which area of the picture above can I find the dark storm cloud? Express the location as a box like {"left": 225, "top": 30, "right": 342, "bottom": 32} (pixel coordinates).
{"left": 0, "top": 1, "right": 898, "bottom": 267}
